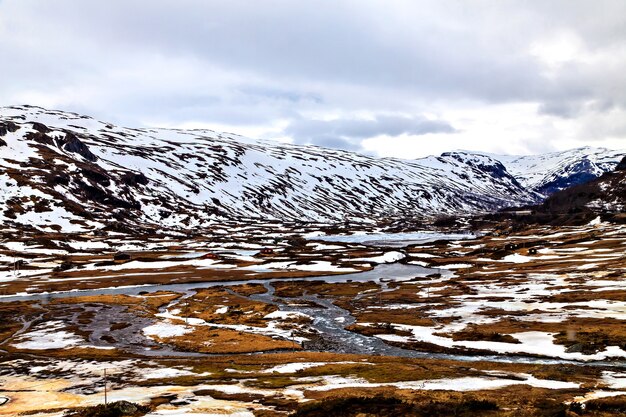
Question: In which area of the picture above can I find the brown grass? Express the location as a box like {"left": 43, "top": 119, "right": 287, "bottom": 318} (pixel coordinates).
{"left": 51, "top": 292, "right": 181, "bottom": 316}
{"left": 153, "top": 326, "right": 301, "bottom": 354}
{"left": 176, "top": 287, "right": 277, "bottom": 326}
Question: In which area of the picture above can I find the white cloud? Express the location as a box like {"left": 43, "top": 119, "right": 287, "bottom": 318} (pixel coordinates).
{"left": 0, "top": 0, "right": 625, "bottom": 157}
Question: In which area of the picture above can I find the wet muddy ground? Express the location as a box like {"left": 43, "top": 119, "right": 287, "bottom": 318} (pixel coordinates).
{"left": 1, "top": 223, "right": 626, "bottom": 415}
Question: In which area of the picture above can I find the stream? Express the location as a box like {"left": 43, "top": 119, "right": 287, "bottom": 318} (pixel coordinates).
{"left": 0, "top": 263, "right": 443, "bottom": 303}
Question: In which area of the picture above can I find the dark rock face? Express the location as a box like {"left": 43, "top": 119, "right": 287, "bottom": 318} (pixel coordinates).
{"left": 476, "top": 161, "right": 509, "bottom": 180}
{"left": 0, "top": 121, "right": 19, "bottom": 137}
{"left": 30, "top": 122, "right": 50, "bottom": 133}
{"left": 26, "top": 131, "right": 55, "bottom": 146}
{"left": 121, "top": 171, "right": 149, "bottom": 186}
{"left": 58, "top": 132, "right": 98, "bottom": 161}
{"left": 81, "top": 167, "right": 111, "bottom": 187}
{"left": 24, "top": 125, "right": 97, "bottom": 161}
{"left": 52, "top": 174, "right": 70, "bottom": 186}
{"left": 536, "top": 172, "right": 598, "bottom": 196}
{"left": 616, "top": 156, "right": 626, "bottom": 171}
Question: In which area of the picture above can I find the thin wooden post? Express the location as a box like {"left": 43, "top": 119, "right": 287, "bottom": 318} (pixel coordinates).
{"left": 104, "top": 368, "right": 108, "bottom": 405}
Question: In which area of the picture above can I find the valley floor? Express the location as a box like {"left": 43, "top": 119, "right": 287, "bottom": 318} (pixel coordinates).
{"left": 1, "top": 220, "right": 626, "bottom": 416}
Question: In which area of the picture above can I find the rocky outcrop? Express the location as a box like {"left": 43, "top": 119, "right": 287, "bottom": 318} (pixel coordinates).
{"left": 58, "top": 132, "right": 98, "bottom": 161}
{"left": 0, "top": 121, "right": 18, "bottom": 137}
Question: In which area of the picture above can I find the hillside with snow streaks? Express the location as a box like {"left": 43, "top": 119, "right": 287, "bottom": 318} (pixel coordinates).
{"left": 0, "top": 106, "right": 546, "bottom": 232}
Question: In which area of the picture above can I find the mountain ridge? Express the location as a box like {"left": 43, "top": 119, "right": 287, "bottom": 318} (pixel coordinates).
{"left": 0, "top": 105, "right": 622, "bottom": 233}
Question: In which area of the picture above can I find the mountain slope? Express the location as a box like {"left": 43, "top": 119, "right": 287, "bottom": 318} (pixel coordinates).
{"left": 539, "top": 156, "right": 626, "bottom": 216}
{"left": 497, "top": 147, "right": 624, "bottom": 196}
{"left": 0, "top": 105, "right": 540, "bottom": 232}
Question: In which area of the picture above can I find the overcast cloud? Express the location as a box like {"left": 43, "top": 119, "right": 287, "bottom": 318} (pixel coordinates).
{"left": 0, "top": 0, "right": 625, "bottom": 157}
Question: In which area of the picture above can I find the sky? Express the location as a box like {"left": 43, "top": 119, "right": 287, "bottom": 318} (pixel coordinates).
{"left": 1, "top": 0, "right": 625, "bottom": 158}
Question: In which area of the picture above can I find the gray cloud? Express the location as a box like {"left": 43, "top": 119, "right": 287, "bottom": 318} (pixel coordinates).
{"left": 0, "top": 0, "right": 625, "bottom": 156}
{"left": 538, "top": 101, "right": 583, "bottom": 119}
{"left": 304, "top": 135, "right": 362, "bottom": 152}
{"left": 286, "top": 115, "right": 456, "bottom": 148}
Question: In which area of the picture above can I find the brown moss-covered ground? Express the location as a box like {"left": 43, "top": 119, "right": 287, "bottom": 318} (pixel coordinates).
{"left": 293, "top": 390, "right": 626, "bottom": 417}
{"left": 151, "top": 325, "right": 301, "bottom": 354}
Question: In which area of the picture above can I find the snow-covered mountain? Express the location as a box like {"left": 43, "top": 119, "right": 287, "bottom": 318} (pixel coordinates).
{"left": 496, "top": 147, "right": 625, "bottom": 196}
{"left": 532, "top": 155, "right": 626, "bottom": 221}
{"left": 0, "top": 105, "right": 621, "bottom": 232}
{"left": 0, "top": 105, "right": 540, "bottom": 232}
